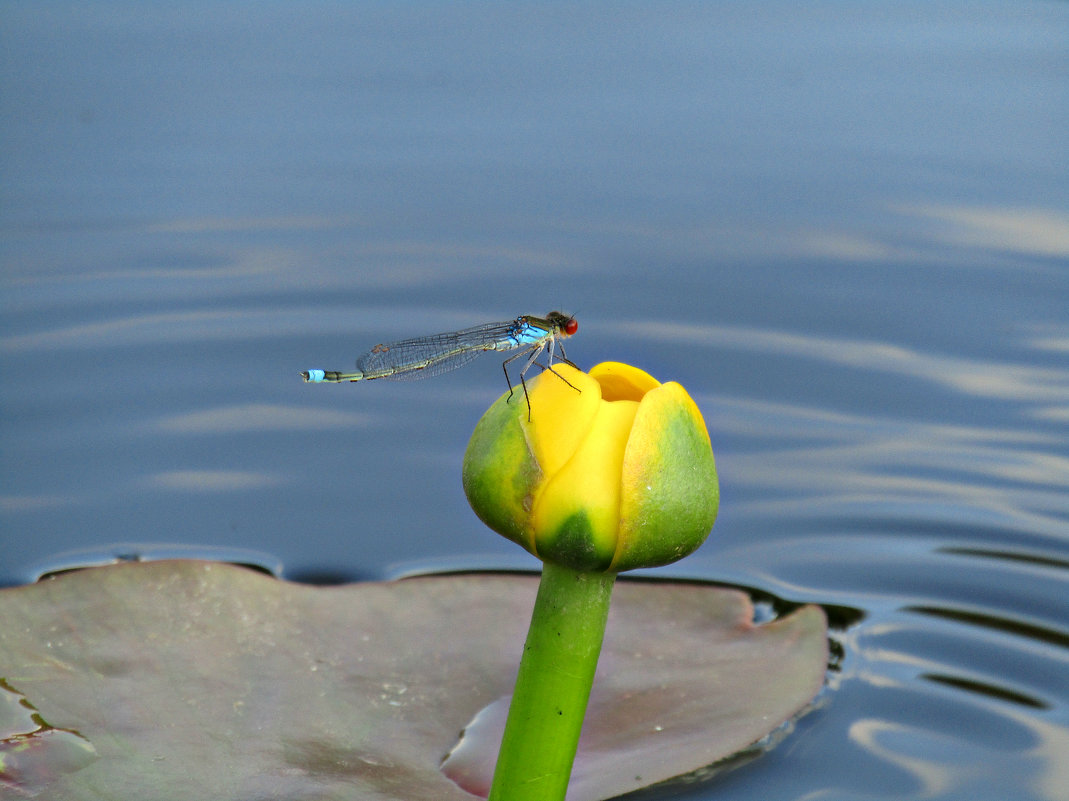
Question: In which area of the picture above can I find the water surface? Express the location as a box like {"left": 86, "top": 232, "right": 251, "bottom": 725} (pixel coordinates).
{"left": 2, "top": 3, "right": 1067, "bottom": 799}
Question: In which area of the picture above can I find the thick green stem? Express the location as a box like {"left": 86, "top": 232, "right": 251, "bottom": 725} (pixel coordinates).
{"left": 488, "top": 562, "right": 616, "bottom": 801}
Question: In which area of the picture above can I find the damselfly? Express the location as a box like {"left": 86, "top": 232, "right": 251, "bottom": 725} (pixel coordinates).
{"left": 300, "top": 311, "right": 579, "bottom": 417}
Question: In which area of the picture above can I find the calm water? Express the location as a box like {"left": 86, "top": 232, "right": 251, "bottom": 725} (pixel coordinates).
{"left": 2, "top": 3, "right": 1067, "bottom": 799}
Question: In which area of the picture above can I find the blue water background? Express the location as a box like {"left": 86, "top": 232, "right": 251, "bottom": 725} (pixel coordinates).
{"left": 2, "top": 3, "right": 1067, "bottom": 799}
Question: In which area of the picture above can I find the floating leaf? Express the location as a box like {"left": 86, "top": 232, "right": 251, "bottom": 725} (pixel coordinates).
{"left": 0, "top": 561, "right": 826, "bottom": 800}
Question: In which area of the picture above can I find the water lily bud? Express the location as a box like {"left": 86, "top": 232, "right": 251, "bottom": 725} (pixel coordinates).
{"left": 463, "top": 362, "right": 718, "bottom": 572}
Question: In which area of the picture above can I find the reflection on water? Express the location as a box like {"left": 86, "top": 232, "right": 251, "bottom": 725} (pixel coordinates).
{"left": 2, "top": 2, "right": 1067, "bottom": 799}
{"left": 898, "top": 205, "right": 1069, "bottom": 258}
{"left": 154, "top": 402, "right": 372, "bottom": 434}
{"left": 626, "top": 321, "right": 1069, "bottom": 404}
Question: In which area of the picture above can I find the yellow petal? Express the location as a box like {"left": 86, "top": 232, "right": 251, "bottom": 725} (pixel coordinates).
{"left": 531, "top": 398, "right": 640, "bottom": 570}
{"left": 522, "top": 364, "right": 601, "bottom": 478}
{"left": 589, "top": 362, "right": 661, "bottom": 401}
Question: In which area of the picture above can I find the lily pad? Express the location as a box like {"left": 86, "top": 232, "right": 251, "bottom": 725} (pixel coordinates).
{"left": 0, "top": 561, "right": 826, "bottom": 800}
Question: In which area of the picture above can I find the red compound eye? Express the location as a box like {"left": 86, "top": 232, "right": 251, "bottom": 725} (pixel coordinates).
{"left": 564, "top": 318, "right": 578, "bottom": 336}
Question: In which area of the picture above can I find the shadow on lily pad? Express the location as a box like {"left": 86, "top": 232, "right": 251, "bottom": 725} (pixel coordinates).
{"left": 0, "top": 561, "right": 827, "bottom": 800}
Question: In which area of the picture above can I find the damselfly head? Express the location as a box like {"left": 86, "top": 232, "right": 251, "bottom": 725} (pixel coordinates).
{"left": 546, "top": 311, "right": 578, "bottom": 337}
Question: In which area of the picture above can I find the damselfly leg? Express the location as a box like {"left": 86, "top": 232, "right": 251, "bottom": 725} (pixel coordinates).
{"left": 503, "top": 340, "right": 581, "bottom": 420}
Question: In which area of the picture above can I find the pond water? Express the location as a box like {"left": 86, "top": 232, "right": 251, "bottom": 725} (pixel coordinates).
{"left": 2, "top": 3, "right": 1067, "bottom": 799}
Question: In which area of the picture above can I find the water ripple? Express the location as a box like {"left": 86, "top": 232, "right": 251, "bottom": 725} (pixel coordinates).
{"left": 619, "top": 321, "right": 1069, "bottom": 404}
